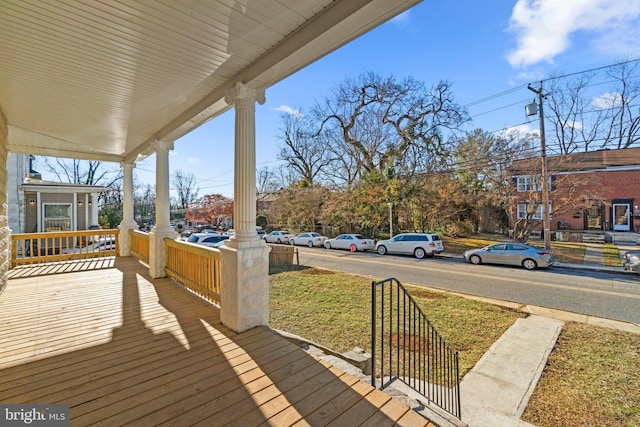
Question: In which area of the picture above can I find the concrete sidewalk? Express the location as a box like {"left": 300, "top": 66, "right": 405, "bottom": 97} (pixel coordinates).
{"left": 459, "top": 315, "right": 564, "bottom": 427}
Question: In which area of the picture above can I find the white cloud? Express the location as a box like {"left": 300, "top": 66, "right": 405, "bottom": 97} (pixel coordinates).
{"left": 566, "top": 120, "right": 583, "bottom": 130}
{"left": 273, "top": 105, "right": 303, "bottom": 117}
{"left": 506, "top": 0, "right": 640, "bottom": 68}
{"left": 592, "top": 91, "right": 622, "bottom": 109}
{"left": 509, "top": 67, "right": 546, "bottom": 85}
{"left": 390, "top": 10, "right": 411, "bottom": 26}
{"left": 187, "top": 157, "right": 200, "bottom": 164}
{"left": 505, "top": 123, "right": 538, "bottom": 136}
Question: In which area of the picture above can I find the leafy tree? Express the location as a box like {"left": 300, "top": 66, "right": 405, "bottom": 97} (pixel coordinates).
{"left": 185, "top": 194, "right": 233, "bottom": 227}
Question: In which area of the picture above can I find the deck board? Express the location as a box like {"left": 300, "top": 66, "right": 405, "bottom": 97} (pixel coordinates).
{"left": 0, "top": 257, "right": 434, "bottom": 426}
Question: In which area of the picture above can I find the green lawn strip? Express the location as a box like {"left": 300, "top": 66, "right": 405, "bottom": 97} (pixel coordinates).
{"left": 522, "top": 322, "right": 640, "bottom": 427}
{"left": 269, "top": 266, "right": 524, "bottom": 376}
{"left": 441, "top": 235, "right": 499, "bottom": 254}
{"left": 603, "top": 244, "right": 622, "bottom": 267}
{"left": 549, "top": 241, "right": 586, "bottom": 264}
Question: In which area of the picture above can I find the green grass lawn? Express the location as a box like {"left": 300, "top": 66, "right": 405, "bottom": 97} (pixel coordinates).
{"left": 522, "top": 322, "right": 640, "bottom": 427}
{"left": 269, "top": 264, "right": 639, "bottom": 426}
{"left": 269, "top": 266, "right": 524, "bottom": 377}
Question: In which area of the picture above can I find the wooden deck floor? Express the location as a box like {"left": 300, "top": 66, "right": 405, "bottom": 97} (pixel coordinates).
{"left": 0, "top": 257, "right": 433, "bottom": 426}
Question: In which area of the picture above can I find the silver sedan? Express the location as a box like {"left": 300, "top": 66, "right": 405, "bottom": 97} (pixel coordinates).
{"left": 289, "top": 232, "right": 328, "bottom": 247}
{"left": 323, "top": 234, "right": 375, "bottom": 252}
{"left": 463, "top": 242, "right": 553, "bottom": 270}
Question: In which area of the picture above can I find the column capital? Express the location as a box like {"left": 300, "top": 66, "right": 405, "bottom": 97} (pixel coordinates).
{"left": 120, "top": 160, "right": 136, "bottom": 170}
{"left": 152, "top": 139, "right": 174, "bottom": 152}
{"left": 224, "top": 82, "right": 266, "bottom": 109}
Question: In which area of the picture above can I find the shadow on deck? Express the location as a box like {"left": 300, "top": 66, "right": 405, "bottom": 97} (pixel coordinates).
{"left": 0, "top": 257, "right": 432, "bottom": 426}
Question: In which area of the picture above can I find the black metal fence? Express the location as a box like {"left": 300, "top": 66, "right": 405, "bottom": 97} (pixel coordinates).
{"left": 371, "top": 278, "right": 461, "bottom": 419}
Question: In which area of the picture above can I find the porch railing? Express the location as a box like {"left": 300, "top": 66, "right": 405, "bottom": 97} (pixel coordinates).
{"left": 11, "top": 229, "right": 118, "bottom": 267}
{"left": 130, "top": 230, "right": 150, "bottom": 264}
{"left": 371, "top": 278, "right": 461, "bottom": 419}
{"left": 164, "top": 238, "right": 221, "bottom": 305}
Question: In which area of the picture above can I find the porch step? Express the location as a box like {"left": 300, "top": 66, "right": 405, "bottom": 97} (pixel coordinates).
{"left": 609, "top": 232, "right": 640, "bottom": 244}
{"left": 582, "top": 234, "right": 606, "bottom": 244}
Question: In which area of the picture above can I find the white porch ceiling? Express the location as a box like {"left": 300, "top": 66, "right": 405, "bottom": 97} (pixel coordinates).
{"left": 1, "top": 0, "right": 421, "bottom": 164}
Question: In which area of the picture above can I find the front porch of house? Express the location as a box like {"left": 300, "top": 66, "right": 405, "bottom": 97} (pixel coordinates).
{"left": 1, "top": 255, "right": 433, "bottom": 426}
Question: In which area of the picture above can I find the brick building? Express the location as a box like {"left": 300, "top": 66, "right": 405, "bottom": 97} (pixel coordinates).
{"left": 511, "top": 147, "right": 640, "bottom": 233}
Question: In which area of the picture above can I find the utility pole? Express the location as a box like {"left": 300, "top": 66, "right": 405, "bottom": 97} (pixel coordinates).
{"left": 527, "top": 84, "right": 551, "bottom": 250}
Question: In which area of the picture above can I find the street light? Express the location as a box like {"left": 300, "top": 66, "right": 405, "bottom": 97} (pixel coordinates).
{"left": 388, "top": 202, "right": 393, "bottom": 238}
{"left": 526, "top": 83, "right": 551, "bottom": 250}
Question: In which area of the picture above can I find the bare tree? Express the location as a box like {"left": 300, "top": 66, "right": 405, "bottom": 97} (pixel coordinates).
{"left": 545, "top": 59, "right": 640, "bottom": 153}
{"left": 597, "top": 60, "right": 640, "bottom": 149}
{"left": 545, "top": 74, "right": 593, "bottom": 154}
{"left": 172, "top": 169, "right": 199, "bottom": 209}
{"left": 41, "top": 157, "right": 122, "bottom": 186}
{"left": 277, "top": 109, "right": 332, "bottom": 187}
{"left": 314, "top": 72, "right": 467, "bottom": 184}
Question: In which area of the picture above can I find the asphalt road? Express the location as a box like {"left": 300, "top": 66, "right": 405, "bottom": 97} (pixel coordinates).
{"left": 290, "top": 246, "right": 640, "bottom": 325}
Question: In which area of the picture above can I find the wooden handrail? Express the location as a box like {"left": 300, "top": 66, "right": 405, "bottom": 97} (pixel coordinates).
{"left": 164, "top": 238, "right": 222, "bottom": 305}
{"left": 11, "top": 229, "right": 118, "bottom": 267}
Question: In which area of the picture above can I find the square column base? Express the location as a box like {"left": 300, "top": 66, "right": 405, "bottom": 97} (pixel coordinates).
{"left": 220, "top": 240, "right": 271, "bottom": 333}
{"left": 149, "top": 227, "right": 178, "bottom": 278}
{"left": 118, "top": 221, "right": 139, "bottom": 257}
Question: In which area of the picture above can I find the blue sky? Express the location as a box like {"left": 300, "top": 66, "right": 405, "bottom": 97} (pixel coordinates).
{"left": 130, "top": 0, "right": 640, "bottom": 198}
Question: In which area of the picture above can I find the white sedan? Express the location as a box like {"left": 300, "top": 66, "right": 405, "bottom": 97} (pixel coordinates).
{"left": 289, "top": 232, "right": 328, "bottom": 247}
{"left": 323, "top": 234, "right": 375, "bottom": 252}
{"left": 264, "top": 230, "right": 292, "bottom": 244}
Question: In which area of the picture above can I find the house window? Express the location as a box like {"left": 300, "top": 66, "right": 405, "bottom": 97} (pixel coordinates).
{"left": 517, "top": 202, "right": 551, "bottom": 220}
{"left": 516, "top": 176, "right": 542, "bottom": 192}
{"left": 43, "top": 204, "right": 71, "bottom": 231}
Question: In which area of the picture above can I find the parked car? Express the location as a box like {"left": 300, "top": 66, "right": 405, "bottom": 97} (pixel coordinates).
{"left": 323, "top": 234, "right": 375, "bottom": 252}
{"left": 375, "top": 233, "right": 443, "bottom": 259}
{"left": 186, "top": 233, "right": 229, "bottom": 247}
{"left": 180, "top": 229, "right": 195, "bottom": 240}
{"left": 289, "top": 232, "right": 328, "bottom": 247}
{"left": 463, "top": 242, "right": 553, "bottom": 270}
{"left": 63, "top": 236, "right": 116, "bottom": 254}
{"left": 256, "top": 226, "right": 266, "bottom": 238}
{"left": 264, "top": 230, "right": 292, "bottom": 244}
{"left": 224, "top": 229, "right": 235, "bottom": 236}
{"left": 197, "top": 228, "right": 218, "bottom": 234}
{"left": 623, "top": 250, "right": 640, "bottom": 273}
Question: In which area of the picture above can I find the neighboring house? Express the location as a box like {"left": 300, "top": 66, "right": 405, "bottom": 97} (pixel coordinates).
{"left": 8, "top": 154, "right": 105, "bottom": 234}
{"left": 510, "top": 147, "right": 640, "bottom": 233}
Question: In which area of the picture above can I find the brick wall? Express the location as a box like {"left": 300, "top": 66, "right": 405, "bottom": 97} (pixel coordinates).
{"left": 551, "top": 169, "right": 640, "bottom": 231}
{"left": 0, "top": 108, "right": 9, "bottom": 293}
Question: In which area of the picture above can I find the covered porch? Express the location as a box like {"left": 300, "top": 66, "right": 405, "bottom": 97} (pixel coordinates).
{"left": 1, "top": 256, "right": 432, "bottom": 426}
{"left": 0, "top": 1, "right": 436, "bottom": 424}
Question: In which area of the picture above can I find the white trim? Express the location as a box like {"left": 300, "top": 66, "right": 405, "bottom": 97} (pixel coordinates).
{"left": 36, "top": 192, "right": 41, "bottom": 232}
{"left": 554, "top": 164, "right": 640, "bottom": 175}
{"left": 73, "top": 193, "right": 78, "bottom": 231}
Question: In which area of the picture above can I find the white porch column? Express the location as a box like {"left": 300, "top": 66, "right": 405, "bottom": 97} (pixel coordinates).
{"left": 149, "top": 140, "right": 177, "bottom": 278}
{"left": 90, "top": 193, "right": 99, "bottom": 226}
{"left": 118, "top": 161, "right": 138, "bottom": 256}
{"left": 220, "top": 82, "right": 271, "bottom": 333}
